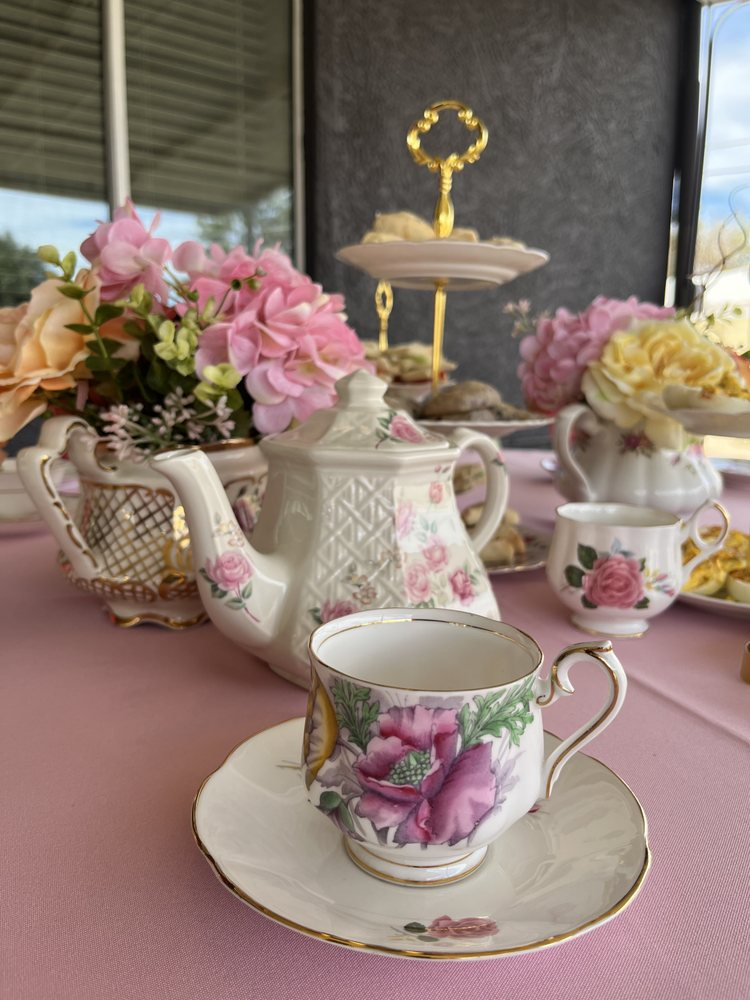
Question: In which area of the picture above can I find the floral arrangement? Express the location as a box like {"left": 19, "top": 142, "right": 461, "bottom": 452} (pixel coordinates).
{"left": 0, "top": 201, "right": 368, "bottom": 457}
{"left": 508, "top": 296, "right": 750, "bottom": 448}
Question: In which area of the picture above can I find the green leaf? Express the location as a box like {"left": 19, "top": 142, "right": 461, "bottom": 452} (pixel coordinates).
{"left": 639, "top": 558, "right": 646, "bottom": 571}
{"left": 581, "top": 595, "right": 597, "bottom": 609}
{"left": 95, "top": 303, "right": 124, "bottom": 325}
{"left": 318, "top": 791, "right": 342, "bottom": 812}
{"left": 634, "top": 597, "right": 650, "bottom": 609}
{"left": 577, "top": 544, "right": 598, "bottom": 570}
{"left": 60, "top": 250, "right": 77, "bottom": 279}
{"left": 65, "top": 323, "right": 93, "bottom": 335}
{"left": 226, "top": 597, "right": 244, "bottom": 610}
{"left": 241, "top": 583, "right": 253, "bottom": 600}
{"left": 56, "top": 283, "right": 92, "bottom": 300}
{"left": 37, "top": 244, "right": 60, "bottom": 265}
{"left": 565, "top": 565, "right": 585, "bottom": 588}
{"left": 404, "top": 922, "right": 426, "bottom": 933}
{"left": 84, "top": 355, "right": 111, "bottom": 371}
{"left": 336, "top": 802, "right": 355, "bottom": 833}
{"left": 418, "top": 935, "right": 440, "bottom": 942}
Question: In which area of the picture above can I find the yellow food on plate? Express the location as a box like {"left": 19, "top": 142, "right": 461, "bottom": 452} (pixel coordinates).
{"left": 360, "top": 211, "right": 525, "bottom": 248}
{"left": 681, "top": 528, "right": 750, "bottom": 597}
{"left": 462, "top": 503, "right": 526, "bottom": 566}
{"left": 362, "top": 341, "right": 456, "bottom": 384}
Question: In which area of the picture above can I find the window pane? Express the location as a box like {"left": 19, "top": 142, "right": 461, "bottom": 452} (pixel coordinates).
{"left": 124, "top": 0, "right": 294, "bottom": 254}
{"left": 0, "top": 0, "right": 107, "bottom": 304}
{"left": 696, "top": 0, "right": 750, "bottom": 350}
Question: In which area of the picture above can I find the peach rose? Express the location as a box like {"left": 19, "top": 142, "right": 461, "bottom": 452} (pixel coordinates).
{"left": 0, "top": 271, "right": 99, "bottom": 442}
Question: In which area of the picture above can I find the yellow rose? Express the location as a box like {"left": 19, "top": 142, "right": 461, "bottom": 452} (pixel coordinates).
{"left": 581, "top": 319, "right": 749, "bottom": 448}
{"left": 0, "top": 270, "right": 99, "bottom": 442}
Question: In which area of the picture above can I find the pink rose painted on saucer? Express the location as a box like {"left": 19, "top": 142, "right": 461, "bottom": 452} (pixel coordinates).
{"left": 563, "top": 540, "right": 676, "bottom": 611}
{"left": 400, "top": 915, "right": 499, "bottom": 943}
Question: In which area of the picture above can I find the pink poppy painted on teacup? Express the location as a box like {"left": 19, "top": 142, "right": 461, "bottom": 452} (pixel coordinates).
{"left": 547, "top": 501, "right": 730, "bottom": 636}
{"left": 304, "top": 606, "right": 627, "bottom": 887}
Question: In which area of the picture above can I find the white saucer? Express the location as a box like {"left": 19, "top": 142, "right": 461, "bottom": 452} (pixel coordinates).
{"left": 712, "top": 457, "right": 750, "bottom": 487}
{"left": 483, "top": 529, "right": 550, "bottom": 575}
{"left": 418, "top": 417, "right": 552, "bottom": 440}
{"left": 336, "top": 241, "right": 549, "bottom": 291}
{"left": 193, "top": 718, "right": 650, "bottom": 960}
{"left": 678, "top": 589, "right": 750, "bottom": 620}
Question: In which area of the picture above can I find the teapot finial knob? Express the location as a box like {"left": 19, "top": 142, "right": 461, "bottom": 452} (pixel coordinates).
{"left": 335, "top": 369, "right": 389, "bottom": 410}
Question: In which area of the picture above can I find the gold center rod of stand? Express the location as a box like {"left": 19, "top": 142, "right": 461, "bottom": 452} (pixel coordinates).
{"left": 406, "top": 101, "right": 488, "bottom": 393}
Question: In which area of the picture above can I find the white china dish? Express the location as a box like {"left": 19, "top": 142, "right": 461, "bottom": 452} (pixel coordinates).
{"left": 711, "top": 457, "right": 750, "bottom": 487}
{"left": 483, "top": 528, "right": 549, "bottom": 574}
{"left": 193, "top": 718, "right": 650, "bottom": 960}
{"left": 678, "top": 590, "right": 750, "bottom": 620}
{"left": 419, "top": 417, "right": 552, "bottom": 440}
{"left": 336, "top": 240, "right": 549, "bottom": 291}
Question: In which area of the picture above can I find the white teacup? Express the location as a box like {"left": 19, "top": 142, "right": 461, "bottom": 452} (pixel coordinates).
{"left": 547, "top": 501, "right": 730, "bottom": 637}
{"left": 304, "top": 607, "right": 626, "bottom": 887}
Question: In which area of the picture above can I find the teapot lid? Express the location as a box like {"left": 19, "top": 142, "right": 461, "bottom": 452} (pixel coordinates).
{"left": 265, "top": 370, "right": 450, "bottom": 454}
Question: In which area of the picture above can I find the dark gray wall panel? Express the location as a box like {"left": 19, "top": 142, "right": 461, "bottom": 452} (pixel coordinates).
{"left": 306, "top": 0, "right": 681, "bottom": 404}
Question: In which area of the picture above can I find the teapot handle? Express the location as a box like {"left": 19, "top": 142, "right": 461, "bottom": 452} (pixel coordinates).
{"left": 17, "top": 416, "right": 102, "bottom": 580}
{"left": 447, "top": 428, "right": 509, "bottom": 553}
{"left": 680, "top": 500, "right": 730, "bottom": 582}
{"left": 553, "top": 404, "right": 598, "bottom": 501}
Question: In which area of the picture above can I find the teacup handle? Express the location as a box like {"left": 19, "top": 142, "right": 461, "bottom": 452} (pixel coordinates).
{"left": 680, "top": 501, "right": 730, "bottom": 582}
{"left": 536, "top": 640, "right": 627, "bottom": 798}
{"left": 446, "top": 427, "right": 509, "bottom": 553}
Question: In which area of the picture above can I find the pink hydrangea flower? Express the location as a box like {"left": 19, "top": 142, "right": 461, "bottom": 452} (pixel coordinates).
{"left": 582, "top": 554, "right": 644, "bottom": 608}
{"left": 81, "top": 200, "right": 171, "bottom": 302}
{"left": 517, "top": 296, "right": 675, "bottom": 414}
{"left": 355, "top": 706, "right": 497, "bottom": 845}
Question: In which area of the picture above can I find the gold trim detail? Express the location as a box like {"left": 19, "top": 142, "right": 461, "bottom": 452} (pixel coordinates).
{"left": 309, "top": 615, "right": 543, "bottom": 693}
{"left": 40, "top": 455, "right": 98, "bottom": 568}
{"left": 111, "top": 610, "right": 207, "bottom": 630}
{"left": 191, "top": 719, "right": 651, "bottom": 961}
{"left": 343, "top": 838, "right": 485, "bottom": 887}
{"left": 539, "top": 648, "right": 622, "bottom": 799}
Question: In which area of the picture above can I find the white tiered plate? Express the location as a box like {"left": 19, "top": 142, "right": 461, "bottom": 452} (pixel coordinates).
{"left": 193, "top": 718, "right": 650, "bottom": 960}
{"left": 336, "top": 241, "right": 549, "bottom": 291}
{"left": 419, "top": 417, "right": 552, "bottom": 439}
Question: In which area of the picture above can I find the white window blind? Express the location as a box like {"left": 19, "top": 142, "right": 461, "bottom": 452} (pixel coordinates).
{"left": 124, "top": 0, "right": 292, "bottom": 216}
{"left": 0, "top": 0, "right": 106, "bottom": 201}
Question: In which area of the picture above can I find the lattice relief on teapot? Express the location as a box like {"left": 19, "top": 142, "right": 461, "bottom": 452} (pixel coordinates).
{"left": 291, "top": 466, "right": 497, "bottom": 659}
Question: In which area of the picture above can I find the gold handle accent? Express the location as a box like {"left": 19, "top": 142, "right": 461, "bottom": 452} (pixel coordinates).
{"left": 374, "top": 280, "right": 393, "bottom": 353}
{"left": 537, "top": 641, "right": 627, "bottom": 799}
{"left": 406, "top": 100, "right": 488, "bottom": 393}
{"left": 406, "top": 100, "right": 488, "bottom": 239}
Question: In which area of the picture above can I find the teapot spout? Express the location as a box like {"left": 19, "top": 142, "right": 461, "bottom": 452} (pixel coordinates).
{"left": 151, "top": 447, "right": 286, "bottom": 650}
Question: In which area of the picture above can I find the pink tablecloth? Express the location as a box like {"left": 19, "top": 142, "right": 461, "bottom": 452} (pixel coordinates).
{"left": 3, "top": 451, "right": 749, "bottom": 1000}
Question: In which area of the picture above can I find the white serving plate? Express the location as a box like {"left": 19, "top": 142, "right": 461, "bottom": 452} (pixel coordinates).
{"left": 336, "top": 241, "right": 549, "bottom": 291}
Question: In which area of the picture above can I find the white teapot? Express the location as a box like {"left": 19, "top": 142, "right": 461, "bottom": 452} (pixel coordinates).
{"left": 153, "top": 371, "right": 509, "bottom": 686}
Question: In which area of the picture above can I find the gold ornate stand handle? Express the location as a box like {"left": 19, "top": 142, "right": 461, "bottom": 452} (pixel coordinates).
{"left": 374, "top": 280, "right": 393, "bottom": 353}
{"left": 406, "top": 100, "right": 488, "bottom": 390}
{"left": 536, "top": 640, "right": 627, "bottom": 798}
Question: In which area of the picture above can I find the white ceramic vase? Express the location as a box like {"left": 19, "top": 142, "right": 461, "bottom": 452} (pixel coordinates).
{"left": 17, "top": 416, "right": 267, "bottom": 628}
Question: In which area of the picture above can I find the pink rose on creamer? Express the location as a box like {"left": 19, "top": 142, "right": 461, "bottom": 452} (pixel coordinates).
{"left": 428, "top": 915, "right": 499, "bottom": 939}
{"left": 319, "top": 599, "right": 357, "bottom": 623}
{"left": 389, "top": 413, "right": 425, "bottom": 444}
{"left": 422, "top": 539, "right": 448, "bottom": 572}
{"left": 582, "top": 554, "right": 644, "bottom": 608}
{"left": 405, "top": 563, "right": 431, "bottom": 602}
{"left": 204, "top": 551, "right": 253, "bottom": 591}
{"left": 449, "top": 568, "right": 475, "bottom": 605}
